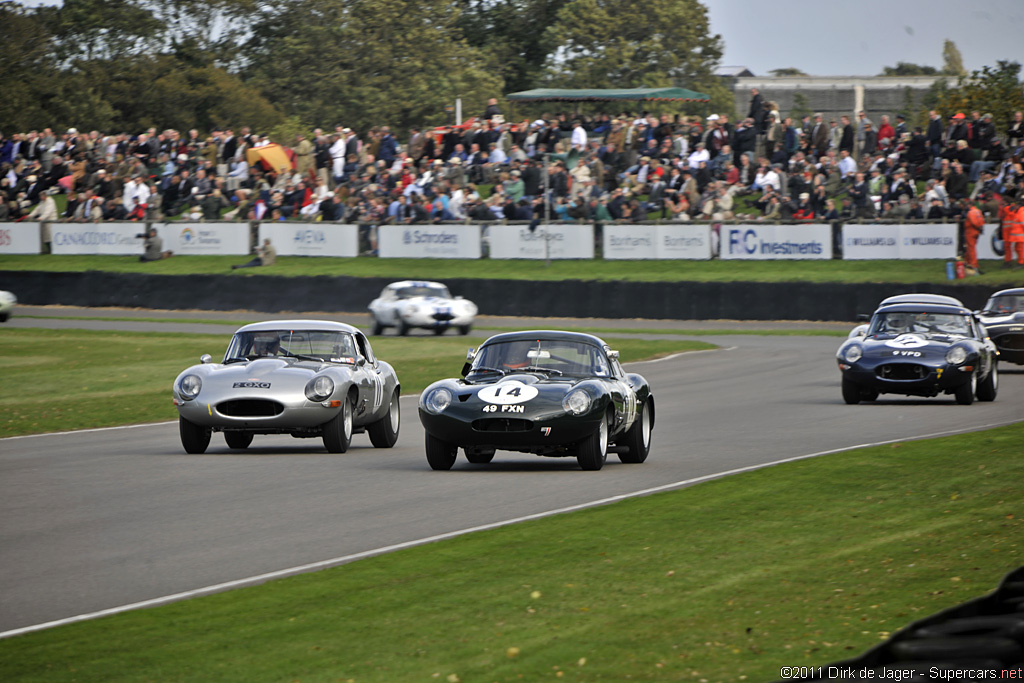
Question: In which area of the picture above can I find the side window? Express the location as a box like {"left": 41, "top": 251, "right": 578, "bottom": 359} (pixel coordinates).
{"left": 355, "top": 333, "right": 375, "bottom": 364}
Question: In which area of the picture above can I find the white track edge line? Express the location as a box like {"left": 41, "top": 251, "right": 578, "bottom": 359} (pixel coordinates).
{"left": 2, "top": 417, "right": 1019, "bottom": 640}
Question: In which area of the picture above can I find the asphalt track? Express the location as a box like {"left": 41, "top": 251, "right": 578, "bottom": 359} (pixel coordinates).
{"left": 2, "top": 308, "right": 1022, "bottom": 636}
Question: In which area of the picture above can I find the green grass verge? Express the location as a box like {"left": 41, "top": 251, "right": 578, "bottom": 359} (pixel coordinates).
{"left": 0, "top": 329, "right": 713, "bottom": 438}
{"left": 1, "top": 254, "right": 1018, "bottom": 285}
{"left": 1, "top": 422, "right": 1020, "bottom": 682}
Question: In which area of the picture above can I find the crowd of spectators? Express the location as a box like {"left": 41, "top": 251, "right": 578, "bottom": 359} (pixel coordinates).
{"left": 2, "top": 92, "right": 1023, "bottom": 234}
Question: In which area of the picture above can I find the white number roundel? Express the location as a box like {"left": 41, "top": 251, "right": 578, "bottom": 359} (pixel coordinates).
{"left": 477, "top": 381, "right": 539, "bottom": 405}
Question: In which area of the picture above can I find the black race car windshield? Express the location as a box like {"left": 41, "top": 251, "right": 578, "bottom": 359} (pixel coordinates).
{"left": 471, "top": 339, "right": 611, "bottom": 378}
{"left": 984, "top": 294, "right": 1023, "bottom": 314}
{"left": 224, "top": 330, "right": 358, "bottom": 361}
{"left": 868, "top": 312, "right": 971, "bottom": 338}
{"left": 397, "top": 285, "right": 450, "bottom": 299}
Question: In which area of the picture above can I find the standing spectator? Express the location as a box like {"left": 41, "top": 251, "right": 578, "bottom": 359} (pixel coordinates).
{"left": 963, "top": 199, "right": 985, "bottom": 274}
{"left": 927, "top": 110, "right": 945, "bottom": 164}
{"left": 838, "top": 115, "right": 854, "bottom": 155}
{"left": 1007, "top": 111, "right": 1024, "bottom": 149}
{"left": 810, "top": 113, "right": 829, "bottom": 157}
{"left": 877, "top": 115, "right": 895, "bottom": 151}
{"left": 293, "top": 133, "right": 314, "bottom": 179}
{"left": 378, "top": 127, "right": 397, "bottom": 164}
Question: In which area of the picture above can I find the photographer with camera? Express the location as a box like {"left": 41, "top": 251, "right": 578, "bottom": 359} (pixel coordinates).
{"left": 139, "top": 227, "right": 171, "bottom": 262}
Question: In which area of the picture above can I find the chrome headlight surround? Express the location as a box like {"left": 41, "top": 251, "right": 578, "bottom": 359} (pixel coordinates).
{"left": 178, "top": 374, "right": 202, "bottom": 400}
{"left": 423, "top": 387, "right": 453, "bottom": 414}
{"left": 843, "top": 344, "right": 863, "bottom": 363}
{"left": 305, "top": 375, "right": 335, "bottom": 402}
{"left": 562, "top": 388, "right": 591, "bottom": 415}
{"left": 945, "top": 346, "right": 968, "bottom": 365}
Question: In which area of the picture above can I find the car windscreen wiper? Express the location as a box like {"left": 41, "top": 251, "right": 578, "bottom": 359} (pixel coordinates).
{"left": 469, "top": 366, "right": 507, "bottom": 376}
{"left": 224, "top": 357, "right": 249, "bottom": 364}
{"left": 519, "top": 365, "right": 563, "bottom": 376}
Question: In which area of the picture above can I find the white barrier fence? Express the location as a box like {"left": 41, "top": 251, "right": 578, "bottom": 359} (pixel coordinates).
{"left": 603, "top": 223, "right": 712, "bottom": 260}
{"left": 258, "top": 223, "right": 359, "bottom": 257}
{"left": 378, "top": 224, "right": 481, "bottom": 259}
{"left": 489, "top": 223, "right": 594, "bottom": 259}
{"left": 0, "top": 223, "right": 43, "bottom": 254}
{"left": 719, "top": 224, "right": 833, "bottom": 260}
{"left": 842, "top": 223, "right": 957, "bottom": 260}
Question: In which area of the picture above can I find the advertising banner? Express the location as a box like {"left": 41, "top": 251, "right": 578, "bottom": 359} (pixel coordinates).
{"left": 51, "top": 222, "right": 147, "bottom": 255}
{"left": 259, "top": 223, "right": 359, "bottom": 257}
{"left": 0, "top": 223, "right": 42, "bottom": 254}
{"left": 378, "top": 224, "right": 481, "bottom": 259}
{"left": 719, "top": 224, "right": 832, "bottom": 260}
{"left": 603, "top": 224, "right": 712, "bottom": 260}
{"left": 842, "top": 223, "right": 956, "bottom": 260}
{"left": 976, "top": 223, "right": 1004, "bottom": 261}
{"left": 488, "top": 224, "right": 594, "bottom": 259}
{"left": 169, "top": 222, "right": 251, "bottom": 255}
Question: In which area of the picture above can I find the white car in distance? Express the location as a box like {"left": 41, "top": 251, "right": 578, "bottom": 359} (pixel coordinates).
{"left": 368, "top": 280, "right": 477, "bottom": 336}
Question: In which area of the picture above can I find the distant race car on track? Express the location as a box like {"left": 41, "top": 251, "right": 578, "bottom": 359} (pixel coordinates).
{"left": 368, "top": 280, "right": 477, "bottom": 336}
{"left": 418, "top": 330, "right": 654, "bottom": 471}
{"left": 0, "top": 290, "right": 16, "bottom": 322}
{"left": 172, "top": 320, "right": 401, "bottom": 454}
{"left": 837, "top": 300, "right": 998, "bottom": 405}
{"left": 977, "top": 287, "right": 1024, "bottom": 365}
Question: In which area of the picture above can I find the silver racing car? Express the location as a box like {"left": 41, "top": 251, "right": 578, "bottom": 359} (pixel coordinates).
{"left": 172, "top": 320, "right": 401, "bottom": 453}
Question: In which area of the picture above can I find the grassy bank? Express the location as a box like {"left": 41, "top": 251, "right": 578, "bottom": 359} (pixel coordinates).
{"left": 1, "top": 421, "right": 1020, "bottom": 682}
{"left": 0, "top": 328, "right": 714, "bottom": 438}
{"left": 0, "top": 254, "right": 1018, "bottom": 285}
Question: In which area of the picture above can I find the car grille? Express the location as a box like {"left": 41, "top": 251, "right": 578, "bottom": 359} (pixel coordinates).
{"left": 992, "top": 333, "right": 1024, "bottom": 351}
{"left": 876, "top": 364, "right": 930, "bottom": 380}
{"left": 218, "top": 399, "right": 285, "bottom": 417}
{"left": 472, "top": 418, "right": 533, "bottom": 432}
{"left": 432, "top": 312, "right": 455, "bottom": 321}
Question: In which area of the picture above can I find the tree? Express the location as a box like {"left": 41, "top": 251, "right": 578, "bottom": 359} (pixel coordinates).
{"left": 454, "top": 0, "right": 569, "bottom": 95}
{"left": 0, "top": 3, "right": 60, "bottom": 130}
{"left": 935, "top": 60, "right": 1024, "bottom": 129}
{"left": 880, "top": 62, "right": 939, "bottom": 77}
{"left": 244, "top": 0, "right": 503, "bottom": 131}
{"left": 769, "top": 68, "right": 808, "bottom": 77}
{"left": 542, "top": 0, "right": 730, "bottom": 113}
{"left": 942, "top": 39, "right": 967, "bottom": 77}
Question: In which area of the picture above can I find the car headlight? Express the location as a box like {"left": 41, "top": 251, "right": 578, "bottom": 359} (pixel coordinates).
{"left": 178, "top": 374, "right": 202, "bottom": 400}
{"left": 305, "top": 375, "right": 335, "bottom": 402}
{"left": 423, "top": 387, "right": 452, "bottom": 414}
{"left": 562, "top": 389, "right": 591, "bottom": 415}
{"left": 843, "top": 345, "right": 863, "bottom": 363}
{"left": 946, "top": 346, "right": 968, "bottom": 365}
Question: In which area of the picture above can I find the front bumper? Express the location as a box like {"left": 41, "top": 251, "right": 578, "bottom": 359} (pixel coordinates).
{"left": 174, "top": 391, "right": 341, "bottom": 431}
{"left": 838, "top": 360, "right": 973, "bottom": 397}
{"left": 419, "top": 404, "right": 602, "bottom": 453}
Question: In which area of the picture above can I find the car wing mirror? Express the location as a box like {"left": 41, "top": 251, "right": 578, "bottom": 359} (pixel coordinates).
{"left": 856, "top": 313, "right": 870, "bottom": 322}
{"left": 461, "top": 348, "right": 476, "bottom": 378}
{"left": 608, "top": 350, "right": 620, "bottom": 361}
{"left": 200, "top": 354, "right": 213, "bottom": 364}
{"left": 357, "top": 357, "right": 366, "bottom": 367}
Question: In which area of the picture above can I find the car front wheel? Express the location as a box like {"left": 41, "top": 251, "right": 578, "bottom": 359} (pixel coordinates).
{"left": 577, "top": 412, "right": 609, "bottom": 471}
{"left": 180, "top": 416, "right": 211, "bottom": 454}
{"left": 619, "top": 399, "right": 652, "bottom": 464}
{"left": 841, "top": 376, "right": 862, "bottom": 405}
{"left": 954, "top": 372, "right": 977, "bottom": 405}
{"left": 425, "top": 433, "right": 458, "bottom": 470}
{"left": 323, "top": 396, "right": 354, "bottom": 453}
{"left": 976, "top": 363, "right": 998, "bottom": 402}
{"left": 224, "top": 431, "right": 253, "bottom": 449}
{"left": 368, "top": 389, "right": 401, "bottom": 448}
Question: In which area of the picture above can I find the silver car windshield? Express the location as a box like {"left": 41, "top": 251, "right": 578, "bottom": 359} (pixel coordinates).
{"left": 224, "top": 330, "right": 358, "bottom": 362}
{"left": 868, "top": 312, "right": 970, "bottom": 337}
{"left": 985, "top": 295, "right": 1023, "bottom": 314}
{"left": 471, "top": 339, "right": 610, "bottom": 378}
{"left": 397, "top": 285, "right": 450, "bottom": 299}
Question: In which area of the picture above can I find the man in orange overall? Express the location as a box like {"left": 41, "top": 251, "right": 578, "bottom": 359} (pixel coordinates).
{"left": 1004, "top": 195, "right": 1024, "bottom": 269}
{"left": 963, "top": 200, "right": 985, "bottom": 274}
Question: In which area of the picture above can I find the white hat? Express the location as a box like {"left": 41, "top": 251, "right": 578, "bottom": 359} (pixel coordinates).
{"left": 67, "top": 128, "right": 78, "bottom": 135}
{"left": 706, "top": 114, "right": 720, "bottom": 121}
{"left": 450, "top": 157, "right": 462, "bottom": 165}
{"left": 799, "top": 192, "right": 810, "bottom": 200}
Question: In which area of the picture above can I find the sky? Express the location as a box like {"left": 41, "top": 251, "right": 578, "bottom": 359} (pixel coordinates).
{"left": 705, "top": 0, "right": 1024, "bottom": 77}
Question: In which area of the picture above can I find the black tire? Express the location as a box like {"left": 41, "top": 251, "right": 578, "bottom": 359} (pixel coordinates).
{"left": 425, "top": 433, "right": 458, "bottom": 470}
{"left": 890, "top": 635, "right": 1023, "bottom": 661}
{"left": 465, "top": 448, "right": 495, "bottom": 464}
{"left": 179, "top": 416, "right": 211, "bottom": 454}
{"left": 433, "top": 327, "right": 445, "bottom": 335}
{"left": 863, "top": 389, "right": 879, "bottom": 401}
{"left": 398, "top": 320, "right": 410, "bottom": 336}
{"left": 367, "top": 389, "right": 400, "bottom": 448}
{"left": 224, "top": 431, "right": 253, "bottom": 449}
{"left": 912, "top": 615, "right": 1024, "bottom": 641}
{"left": 0, "top": 312, "right": 8, "bottom": 323}
{"left": 976, "top": 362, "right": 998, "bottom": 402}
{"left": 618, "top": 398, "right": 652, "bottom": 464}
{"left": 459, "top": 325, "right": 471, "bottom": 335}
{"left": 841, "top": 376, "right": 862, "bottom": 404}
{"left": 371, "top": 319, "right": 384, "bottom": 336}
{"left": 954, "top": 371, "right": 977, "bottom": 405}
{"left": 577, "top": 412, "right": 609, "bottom": 471}
{"left": 322, "top": 396, "right": 354, "bottom": 453}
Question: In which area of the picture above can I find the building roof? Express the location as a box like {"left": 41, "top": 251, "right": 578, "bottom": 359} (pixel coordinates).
{"left": 505, "top": 87, "right": 711, "bottom": 103}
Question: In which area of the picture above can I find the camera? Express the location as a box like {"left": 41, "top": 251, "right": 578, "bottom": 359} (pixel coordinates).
{"left": 136, "top": 233, "right": 146, "bottom": 238}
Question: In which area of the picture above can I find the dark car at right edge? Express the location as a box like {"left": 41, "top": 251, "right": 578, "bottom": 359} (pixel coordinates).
{"left": 837, "top": 301, "right": 998, "bottom": 405}
{"left": 977, "top": 287, "right": 1024, "bottom": 366}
